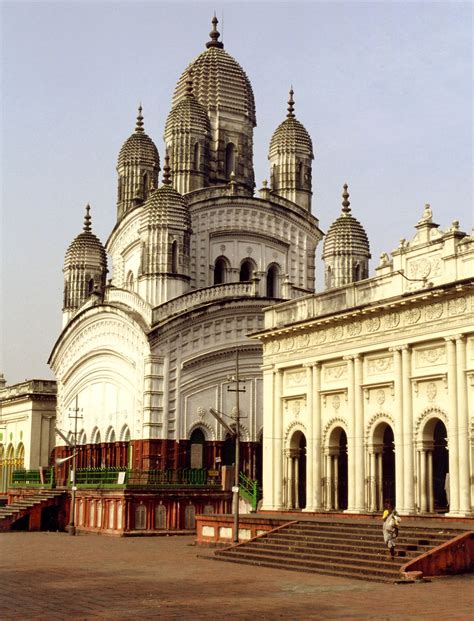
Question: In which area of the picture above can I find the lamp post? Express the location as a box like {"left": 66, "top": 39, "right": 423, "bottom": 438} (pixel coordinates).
{"left": 67, "top": 396, "right": 82, "bottom": 536}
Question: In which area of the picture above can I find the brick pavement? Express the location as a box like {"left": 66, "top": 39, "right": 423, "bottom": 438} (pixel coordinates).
{"left": 1, "top": 532, "right": 472, "bottom": 620}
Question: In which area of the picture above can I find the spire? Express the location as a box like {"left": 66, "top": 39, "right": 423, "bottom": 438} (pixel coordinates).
{"left": 83, "top": 204, "right": 92, "bottom": 232}
{"left": 341, "top": 183, "right": 351, "bottom": 214}
{"left": 206, "top": 15, "right": 224, "bottom": 49}
{"left": 287, "top": 87, "right": 295, "bottom": 118}
{"left": 163, "top": 154, "right": 172, "bottom": 185}
{"left": 135, "top": 104, "right": 144, "bottom": 133}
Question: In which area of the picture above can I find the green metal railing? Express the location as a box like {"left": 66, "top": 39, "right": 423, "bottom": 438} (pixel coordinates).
{"left": 239, "top": 472, "right": 261, "bottom": 511}
{"left": 72, "top": 467, "right": 218, "bottom": 488}
{"left": 11, "top": 468, "right": 54, "bottom": 487}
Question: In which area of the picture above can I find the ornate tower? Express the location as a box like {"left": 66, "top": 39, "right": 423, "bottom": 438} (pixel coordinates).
{"left": 268, "top": 89, "right": 314, "bottom": 211}
{"left": 171, "top": 17, "right": 256, "bottom": 193}
{"left": 322, "top": 184, "right": 371, "bottom": 289}
{"left": 63, "top": 205, "right": 108, "bottom": 326}
{"left": 116, "top": 106, "right": 160, "bottom": 221}
{"left": 164, "top": 72, "right": 211, "bottom": 194}
{"left": 138, "top": 157, "right": 192, "bottom": 306}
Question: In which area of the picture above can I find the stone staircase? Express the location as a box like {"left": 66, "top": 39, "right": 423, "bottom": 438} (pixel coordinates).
{"left": 0, "top": 490, "right": 66, "bottom": 531}
{"left": 214, "top": 519, "right": 466, "bottom": 582}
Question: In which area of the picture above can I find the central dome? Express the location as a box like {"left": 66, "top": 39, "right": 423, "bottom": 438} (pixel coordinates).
{"left": 172, "top": 18, "right": 256, "bottom": 127}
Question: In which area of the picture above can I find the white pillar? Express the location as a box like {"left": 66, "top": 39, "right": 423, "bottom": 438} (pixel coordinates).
{"left": 314, "top": 363, "right": 322, "bottom": 510}
{"left": 377, "top": 452, "right": 383, "bottom": 510}
{"left": 391, "top": 347, "right": 403, "bottom": 512}
{"left": 295, "top": 457, "right": 300, "bottom": 509}
{"left": 274, "top": 369, "right": 284, "bottom": 509}
{"left": 345, "top": 356, "right": 356, "bottom": 511}
{"left": 325, "top": 454, "right": 332, "bottom": 510}
{"left": 370, "top": 451, "right": 377, "bottom": 512}
{"left": 354, "top": 355, "right": 365, "bottom": 511}
{"left": 334, "top": 455, "right": 339, "bottom": 511}
{"left": 456, "top": 336, "right": 471, "bottom": 515}
{"left": 402, "top": 346, "right": 415, "bottom": 514}
{"left": 420, "top": 449, "right": 427, "bottom": 512}
{"left": 427, "top": 450, "right": 434, "bottom": 513}
{"left": 261, "top": 365, "right": 275, "bottom": 510}
{"left": 304, "top": 364, "right": 315, "bottom": 511}
{"left": 445, "top": 338, "right": 460, "bottom": 514}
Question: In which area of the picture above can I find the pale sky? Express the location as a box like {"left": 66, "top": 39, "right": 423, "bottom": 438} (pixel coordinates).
{"left": 1, "top": 0, "right": 472, "bottom": 385}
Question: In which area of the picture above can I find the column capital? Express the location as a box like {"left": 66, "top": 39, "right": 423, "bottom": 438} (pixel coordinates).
{"left": 303, "top": 361, "right": 321, "bottom": 369}
{"left": 388, "top": 345, "right": 409, "bottom": 353}
{"left": 454, "top": 334, "right": 466, "bottom": 343}
{"left": 343, "top": 354, "right": 359, "bottom": 361}
{"left": 444, "top": 335, "right": 457, "bottom": 343}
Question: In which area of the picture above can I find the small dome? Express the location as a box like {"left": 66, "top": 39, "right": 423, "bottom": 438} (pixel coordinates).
{"left": 322, "top": 185, "right": 370, "bottom": 258}
{"left": 64, "top": 205, "right": 107, "bottom": 271}
{"left": 269, "top": 89, "right": 313, "bottom": 158}
{"left": 143, "top": 159, "right": 191, "bottom": 230}
{"left": 117, "top": 106, "right": 160, "bottom": 169}
{"left": 172, "top": 18, "right": 256, "bottom": 127}
{"left": 164, "top": 75, "right": 211, "bottom": 139}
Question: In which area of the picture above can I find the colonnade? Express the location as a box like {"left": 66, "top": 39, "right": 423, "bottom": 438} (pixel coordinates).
{"left": 262, "top": 334, "right": 472, "bottom": 516}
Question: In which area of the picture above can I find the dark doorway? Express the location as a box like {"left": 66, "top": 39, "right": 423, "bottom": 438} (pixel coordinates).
{"left": 382, "top": 426, "right": 395, "bottom": 507}
{"left": 433, "top": 420, "right": 449, "bottom": 512}
{"left": 338, "top": 430, "right": 348, "bottom": 510}
{"left": 41, "top": 505, "right": 60, "bottom": 531}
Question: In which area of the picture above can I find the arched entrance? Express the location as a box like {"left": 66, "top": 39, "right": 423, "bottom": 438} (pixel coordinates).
{"left": 325, "top": 427, "right": 348, "bottom": 511}
{"left": 369, "top": 422, "right": 395, "bottom": 511}
{"left": 189, "top": 428, "right": 206, "bottom": 469}
{"left": 285, "top": 430, "right": 306, "bottom": 510}
{"left": 419, "top": 417, "right": 449, "bottom": 513}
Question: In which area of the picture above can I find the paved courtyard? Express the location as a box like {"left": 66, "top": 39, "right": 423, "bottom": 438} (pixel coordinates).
{"left": 1, "top": 532, "right": 473, "bottom": 620}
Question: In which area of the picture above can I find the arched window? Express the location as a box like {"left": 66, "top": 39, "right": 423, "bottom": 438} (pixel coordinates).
{"left": 214, "top": 257, "right": 227, "bottom": 285}
{"left": 135, "top": 504, "right": 147, "bottom": 530}
{"left": 266, "top": 264, "right": 279, "bottom": 298}
{"left": 171, "top": 240, "right": 178, "bottom": 274}
{"left": 353, "top": 263, "right": 361, "bottom": 282}
{"left": 271, "top": 164, "right": 278, "bottom": 190}
{"left": 240, "top": 260, "right": 253, "bottom": 282}
{"left": 143, "top": 173, "right": 149, "bottom": 199}
{"left": 118, "top": 177, "right": 123, "bottom": 201}
{"left": 155, "top": 504, "right": 167, "bottom": 529}
{"left": 184, "top": 504, "right": 196, "bottom": 530}
{"left": 225, "top": 143, "right": 235, "bottom": 180}
{"left": 126, "top": 271, "right": 134, "bottom": 291}
{"left": 298, "top": 162, "right": 305, "bottom": 188}
{"left": 193, "top": 142, "right": 200, "bottom": 170}
{"left": 87, "top": 278, "right": 95, "bottom": 294}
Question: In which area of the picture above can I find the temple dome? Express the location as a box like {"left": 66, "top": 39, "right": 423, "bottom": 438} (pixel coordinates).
{"left": 117, "top": 106, "right": 160, "bottom": 170}
{"left": 171, "top": 18, "right": 256, "bottom": 127}
{"left": 165, "top": 80, "right": 211, "bottom": 139}
{"left": 269, "top": 90, "right": 313, "bottom": 158}
{"left": 143, "top": 162, "right": 191, "bottom": 230}
{"left": 64, "top": 205, "right": 107, "bottom": 271}
{"left": 322, "top": 186, "right": 370, "bottom": 259}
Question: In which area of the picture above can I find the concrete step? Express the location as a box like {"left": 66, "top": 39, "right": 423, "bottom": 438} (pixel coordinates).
{"left": 247, "top": 539, "right": 420, "bottom": 559}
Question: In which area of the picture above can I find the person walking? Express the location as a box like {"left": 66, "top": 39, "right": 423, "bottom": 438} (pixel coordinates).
{"left": 382, "top": 503, "right": 401, "bottom": 559}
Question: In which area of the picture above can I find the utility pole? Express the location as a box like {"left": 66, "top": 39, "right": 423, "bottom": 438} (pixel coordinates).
{"left": 67, "top": 396, "right": 82, "bottom": 536}
{"left": 227, "top": 349, "right": 246, "bottom": 543}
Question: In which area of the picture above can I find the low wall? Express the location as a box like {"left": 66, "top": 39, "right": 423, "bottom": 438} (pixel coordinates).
{"left": 196, "top": 514, "right": 290, "bottom": 546}
{"left": 401, "top": 531, "right": 474, "bottom": 577}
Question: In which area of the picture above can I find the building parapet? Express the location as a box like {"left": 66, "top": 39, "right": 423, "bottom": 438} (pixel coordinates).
{"left": 0, "top": 379, "right": 57, "bottom": 401}
{"left": 105, "top": 287, "right": 153, "bottom": 325}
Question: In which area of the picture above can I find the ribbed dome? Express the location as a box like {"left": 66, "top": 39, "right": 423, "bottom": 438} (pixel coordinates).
{"left": 117, "top": 106, "right": 160, "bottom": 169}
{"left": 269, "top": 90, "right": 313, "bottom": 158}
{"left": 172, "top": 19, "right": 256, "bottom": 127}
{"left": 64, "top": 206, "right": 107, "bottom": 270}
{"left": 322, "top": 187, "right": 370, "bottom": 258}
{"left": 165, "top": 83, "right": 211, "bottom": 139}
{"left": 143, "top": 164, "right": 191, "bottom": 230}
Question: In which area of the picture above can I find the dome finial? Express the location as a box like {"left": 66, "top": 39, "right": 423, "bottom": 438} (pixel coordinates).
{"left": 287, "top": 87, "right": 295, "bottom": 118}
{"left": 83, "top": 204, "right": 92, "bottom": 232}
{"left": 206, "top": 14, "right": 224, "bottom": 49}
{"left": 341, "top": 183, "right": 351, "bottom": 213}
{"left": 163, "top": 153, "right": 172, "bottom": 185}
{"left": 135, "top": 104, "right": 144, "bottom": 133}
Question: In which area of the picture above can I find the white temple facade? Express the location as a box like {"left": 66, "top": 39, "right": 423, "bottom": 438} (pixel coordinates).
{"left": 255, "top": 203, "right": 474, "bottom": 517}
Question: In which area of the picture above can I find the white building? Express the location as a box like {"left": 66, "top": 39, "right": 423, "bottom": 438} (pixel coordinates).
{"left": 255, "top": 195, "right": 474, "bottom": 517}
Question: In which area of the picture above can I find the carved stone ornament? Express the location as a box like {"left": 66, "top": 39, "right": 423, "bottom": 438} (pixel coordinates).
{"left": 425, "top": 303, "right": 443, "bottom": 321}
{"left": 311, "top": 330, "right": 326, "bottom": 345}
{"left": 418, "top": 346, "right": 445, "bottom": 365}
{"left": 197, "top": 407, "right": 206, "bottom": 419}
{"left": 368, "top": 357, "right": 393, "bottom": 374}
{"left": 325, "top": 364, "right": 347, "bottom": 381}
{"left": 364, "top": 317, "right": 381, "bottom": 333}
{"left": 404, "top": 308, "right": 421, "bottom": 325}
{"left": 376, "top": 389, "right": 386, "bottom": 406}
{"left": 286, "top": 370, "right": 305, "bottom": 387}
{"left": 347, "top": 321, "right": 362, "bottom": 337}
{"left": 332, "top": 394, "right": 341, "bottom": 410}
{"left": 410, "top": 258, "right": 431, "bottom": 279}
{"left": 329, "top": 326, "right": 344, "bottom": 341}
{"left": 270, "top": 340, "right": 281, "bottom": 354}
{"left": 448, "top": 297, "right": 467, "bottom": 316}
{"left": 426, "top": 382, "right": 437, "bottom": 401}
{"left": 384, "top": 312, "right": 400, "bottom": 329}
{"left": 297, "top": 333, "right": 310, "bottom": 348}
